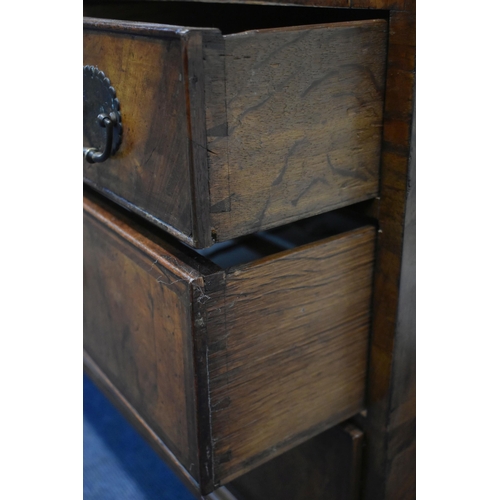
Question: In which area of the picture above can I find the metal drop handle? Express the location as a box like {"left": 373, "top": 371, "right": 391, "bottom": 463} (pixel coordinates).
{"left": 83, "top": 113, "right": 118, "bottom": 164}
{"left": 83, "top": 65, "right": 122, "bottom": 164}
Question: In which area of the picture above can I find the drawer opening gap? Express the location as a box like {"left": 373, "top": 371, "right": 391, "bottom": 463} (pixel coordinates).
{"left": 83, "top": 2, "right": 388, "bottom": 35}
{"left": 196, "top": 209, "right": 375, "bottom": 268}
{"left": 84, "top": 187, "right": 375, "bottom": 273}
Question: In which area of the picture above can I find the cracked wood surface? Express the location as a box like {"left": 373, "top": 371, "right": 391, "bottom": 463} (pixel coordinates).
{"left": 209, "top": 20, "right": 387, "bottom": 241}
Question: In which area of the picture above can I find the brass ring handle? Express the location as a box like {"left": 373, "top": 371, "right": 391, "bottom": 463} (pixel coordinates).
{"left": 83, "top": 113, "right": 117, "bottom": 164}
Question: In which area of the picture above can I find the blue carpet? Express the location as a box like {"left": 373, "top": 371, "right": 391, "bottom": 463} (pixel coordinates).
{"left": 84, "top": 374, "right": 197, "bottom": 500}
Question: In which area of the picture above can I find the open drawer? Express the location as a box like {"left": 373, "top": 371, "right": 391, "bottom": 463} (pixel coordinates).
{"left": 83, "top": 189, "right": 375, "bottom": 495}
{"left": 83, "top": 3, "right": 387, "bottom": 248}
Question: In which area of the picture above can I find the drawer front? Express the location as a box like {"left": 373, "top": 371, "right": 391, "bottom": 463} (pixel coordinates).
{"left": 83, "top": 196, "right": 201, "bottom": 481}
{"left": 83, "top": 19, "right": 212, "bottom": 247}
{"left": 83, "top": 191, "right": 375, "bottom": 494}
{"left": 83, "top": 15, "right": 387, "bottom": 248}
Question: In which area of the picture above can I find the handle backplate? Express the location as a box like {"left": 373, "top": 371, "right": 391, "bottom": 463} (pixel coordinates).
{"left": 83, "top": 65, "right": 122, "bottom": 163}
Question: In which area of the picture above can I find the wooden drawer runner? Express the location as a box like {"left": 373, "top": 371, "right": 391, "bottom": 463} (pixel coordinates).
{"left": 83, "top": 190, "right": 375, "bottom": 495}
{"left": 83, "top": 6, "right": 387, "bottom": 248}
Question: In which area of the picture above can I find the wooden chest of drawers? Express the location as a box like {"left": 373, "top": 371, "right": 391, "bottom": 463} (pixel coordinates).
{"left": 83, "top": 12, "right": 387, "bottom": 247}
{"left": 83, "top": 189, "right": 375, "bottom": 493}
{"left": 83, "top": 1, "right": 415, "bottom": 499}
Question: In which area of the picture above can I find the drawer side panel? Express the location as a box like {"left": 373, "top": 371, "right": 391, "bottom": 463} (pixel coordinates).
{"left": 207, "top": 226, "right": 375, "bottom": 484}
{"left": 83, "top": 203, "right": 199, "bottom": 479}
{"left": 211, "top": 20, "right": 387, "bottom": 241}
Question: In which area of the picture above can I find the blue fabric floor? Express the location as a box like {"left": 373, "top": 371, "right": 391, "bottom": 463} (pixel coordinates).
{"left": 84, "top": 374, "right": 197, "bottom": 500}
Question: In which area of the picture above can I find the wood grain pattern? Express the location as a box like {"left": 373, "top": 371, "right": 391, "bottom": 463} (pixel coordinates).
{"left": 184, "top": 29, "right": 214, "bottom": 248}
{"left": 361, "top": 9, "right": 416, "bottom": 500}
{"left": 83, "top": 19, "right": 215, "bottom": 247}
{"left": 84, "top": 15, "right": 386, "bottom": 246}
{"left": 209, "top": 20, "right": 387, "bottom": 241}
{"left": 205, "top": 226, "right": 375, "bottom": 484}
{"left": 203, "top": 30, "right": 231, "bottom": 221}
{"left": 351, "top": 0, "right": 406, "bottom": 9}
{"left": 83, "top": 194, "right": 201, "bottom": 478}
{"left": 228, "top": 422, "right": 364, "bottom": 500}
{"left": 83, "top": 3, "right": 416, "bottom": 497}
{"left": 203, "top": 5, "right": 416, "bottom": 497}
{"left": 83, "top": 190, "right": 376, "bottom": 494}
{"left": 384, "top": 106, "right": 415, "bottom": 500}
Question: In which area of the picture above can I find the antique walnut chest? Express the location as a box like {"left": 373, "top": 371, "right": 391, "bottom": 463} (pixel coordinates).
{"left": 83, "top": 1, "right": 415, "bottom": 498}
